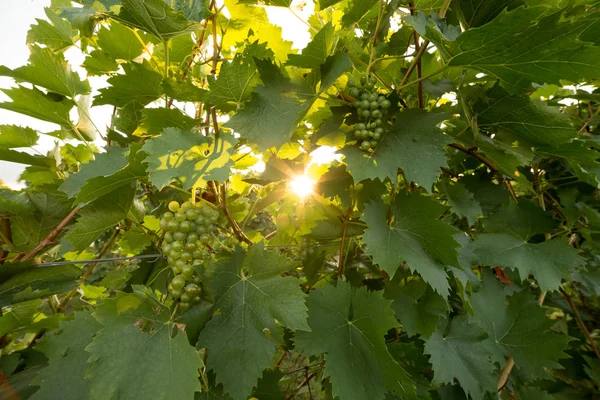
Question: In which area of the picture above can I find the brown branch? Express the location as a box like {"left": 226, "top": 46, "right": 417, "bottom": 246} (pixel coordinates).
{"left": 218, "top": 182, "right": 253, "bottom": 246}
{"left": 408, "top": 2, "right": 423, "bottom": 108}
{"left": 560, "top": 287, "right": 600, "bottom": 360}
{"left": 264, "top": 230, "right": 277, "bottom": 241}
{"left": 0, "top": 370, "right": 19, "bottom": 400}
{"left": 0, "top": 217, "right": 12, "bottom": 265}
{"left": 20, "top": 207, "right": 81, "bottom": 262}
{"left": 447, "top": 143, "right": 498, "bottom": 172}
{"left": 337, "top": 207, "right": 353, "bottom": 277}
{"left": 57, "top": 227, "right": 120, "bottom": 312}
{"left": 497, "top": 356, "right": 515, "bottom": 392}
{"left": 210, "top": 2, "right": 220, "bottom": 75}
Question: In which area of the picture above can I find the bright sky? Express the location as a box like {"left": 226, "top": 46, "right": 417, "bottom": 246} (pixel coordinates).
{"left": 0, "top": 0, "right": 314, "bottom": 189}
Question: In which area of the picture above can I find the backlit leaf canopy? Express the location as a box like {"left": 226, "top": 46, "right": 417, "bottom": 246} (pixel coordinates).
{"left": 0, "top": 0, "right": 598, "bottom": 399}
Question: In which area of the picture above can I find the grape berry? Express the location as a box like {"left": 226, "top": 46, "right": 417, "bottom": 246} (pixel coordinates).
{"left": 347, "top": 75, "right": 391, "bottom": 152}
{"left": 159, "top": 200, "right": 219, "bottom": 311}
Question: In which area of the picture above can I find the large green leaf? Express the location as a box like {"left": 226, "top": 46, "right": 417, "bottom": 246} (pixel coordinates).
{"left": 471, "top": 273, "right": 572, "bottom": 379}
{"left": 134, "top": 107, "right": 198, "bottom": 136}
{"left": 86, "top": 289, "right": 201, "bottom": 400}
{"left": 30, "top": 312, "right": 102, "bottom": 400}
{"left": 473, "top": 85, "right": 577, "bottom": 148}
{"left": 295, "top": 281, "right": 416, "bottom": 400}
{"left": 424, "top": 316, "right": 497, "bottom": 399}
{"left": 96, "top": 21, "right": 144, "bottom": 61}
{"left": 448, "top": 7, "right": 600, "bottom": 91}
{"left": 0, "top": 86, "right": 74, "bottom": 126}
{"left": 207, "top": 54, "right": 260, "bottom": 108}
{"left": 93, "top": 61, "right": 164, "bottom": 107}
{"left": 142, "top": 128, "right": 237, "bottom": 190}
{"left": 112, "top": 0, "right": 201, "bottom": 41}
{"left": 455, "top": 0, "right": 524, "bottom": 28}
{"left": 385, "top": 277, "right": 447, "bottom": 339}
{"left": 0, "top": 45, "right": 89, "bottom": 98}
{"left": 341, "top": 110, "right": 450, "bottom": 189}
{"left": 362, "top": 192, "right": 460, "bottom": 298}
{"left": 0, "top": 125, "right": 39, "bottom": 148}
{"left": 287, "top": 22, "right": 334, "bottom": 68}
{"left": 440, "top": 180, "right": 482, "bottom": 225}
{"left": 0, "top": 265, "right": 81, "bottom": 307}
{"left": 470, "top": 201, "right": 585, "bottom": 291}
{"left": 27, "top": 8, "right": 74, "bottom": 51}
{"left": 65, "top": 184, "right": 135, "bottom": 250}
{"left": 197, "top": 244, "right": 308, "bottom": 400}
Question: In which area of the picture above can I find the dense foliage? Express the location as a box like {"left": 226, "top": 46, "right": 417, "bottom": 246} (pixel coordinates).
{"left": 1, "top": 0, "right": 600, "bottom": 399}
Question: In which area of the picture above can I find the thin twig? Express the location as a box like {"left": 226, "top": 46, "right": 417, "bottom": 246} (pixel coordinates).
{"left": 497, "top": 357, "right": 515, "bottom": 392}
{"left": 20, "top": 207, "right": 81, "bottom": 262}
{"left": 579, "top": 104, "right": 600, "bottom": 134}
{"left": 560, "top": 287, "right": 600, "bottom": 360}
{"left": 447, "top": 143, "right": 498, "bottom": 172}
{"left": 219, "top": 182, "right": 253, "bottom": 246}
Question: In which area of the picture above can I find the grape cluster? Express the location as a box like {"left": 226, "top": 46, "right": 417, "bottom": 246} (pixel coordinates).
{"left": 347, "top": 75, "right": 391, "bottom": 151}
{"left": 159, "top": 200, "right": 218, "bottom": 312}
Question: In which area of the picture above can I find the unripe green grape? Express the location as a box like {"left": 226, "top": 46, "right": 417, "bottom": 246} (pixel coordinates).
{"left": 369, "top": 141, "right": 378, "bottom": 148}
{"left": 173, "top": 231, "right": 186, "bottom": 241}
{"left": 380, "top": 99, "right": 391, "bottom": 109}
{"left": 193, "top": 276, "right": 202, "bottom": 284}
{"left": 182, "top": 265, "right": 195, "bottom": 280}
{"left": 181, "top": 202, "right": 193, "bottom": 211}
{"left": 362, "top": 109, "right": 371, "bottom": 117}
{"left": 171, "top": 275, "right": 186, "bottom": 290}
{"left": 370, "top": 101, "right": 379, "bottom": 110}
{"left": 360, "top": 100, "right": 370, "bottom": 109}
{"left": 164, "top": 232, "right": 174, "bottom": 243}
{"left": 347, "top": 80, "right": 356, "bottom": 87}
{"left": 196, "top": 225, "right": 207, "bottom": 235}
{"left": 368, "top": 93, "right": 378, "bottom": 102}
{"left": 378, "top": 95, "right": 386, "bottom": 102}
{"left": 173, "top": 259, "right": 185, "bottom": 274}
{"left": 180, "top": 292, "right": 192, "bottom": 303}
{"left": 201, "top": 206, "right": 213, "bottom": 218}
{"left": 162, "top": 243, "right": 173, "bottom": 254}
{"left": 175, "top": 213, "right": 186, "bottom": 223}
{"left": 366, "top": 130, "right": 374, "bottom": 138}
{"left": 369, "top": 76, "right": 377, "bottom": 85}
{"left": 185, "top": 284, "right": 199, "bottom": 296}
{"left": 180, "top": 251, "right": 192, "bottom": 262}
{"left": 350, "top": 88, "right": 360, "bottom": 98}
{"left": 169, "top": 248, "right": 182, "bottom": 259}
{"left": 375, "top": 118, "right": 383, "bottom": 126}
{"left": 168, "top": 201, "right": 180, "bottom": 212}
{"left": 360, "top": 93, "right": 369, "bottom": 100}
{"left": 179, "top": 221, "right": 192, "bottom": 233}
{"left": 354, "top": 130, "right": 362, "bottom": 139}
{"left": 356, "top": 123, "right": 366, "bottom": 130}
{"left": 374, "top": 127, "right": 384, "bottom": 135}
{"left": 186, "top": 232, "right": 198, "bottom": 242}
{"left": 372, "top": 132, "right": 382, "bottom": 140}
{"left": 192, "top": 250, "right": 203, "bottom": 259}
{"left": 372, "top": 110, "right": 382, "bottom": 118}
{"left": 360, "top": 141, "right": 371, "bottom": 150}
{"left": 184, "top": 241, "right": 197, "bottom": 252}
{"left": 170, "top": 288, "right": 183, "bottom": 299}
{"left": 200, "top": 234, "right": 210, "bottom": 244}
{"left": 192, "top": 258, "right": 202, "bottom": 266}
{"left": 365, "top": 83, "right": 375, "bottom": 90}
{"left": 159, "top": 219, "right": 169, "bottom": 231}
{"left": 167, "top": 256, "right": 177, "bottom": 265}
{"left": 163, "top": 212, "right": 174, "bottom": 221}
{"left": 360, "top": 75, "right": 367, "bottom": 85}
{"left": 179, "top": 302, "right": 190, "bottom": 312}
{"left": 193, "top": 295, "right": 201, "bottom": 303}
{"left": 171, "top": 241, "right": 184, "bottom": 251}
{"left": 185, "top": 209, "right": 198, "bottom": 220}
{"left": 209, "top": 215, "right": 218, "bottom": 224}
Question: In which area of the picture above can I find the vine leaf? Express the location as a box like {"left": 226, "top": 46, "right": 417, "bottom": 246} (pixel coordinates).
{"left": 471, "top": 201, "right": 585, "bottom": 291}
{"left": 0, "top": 45, "right": 90, "bottom": 98}
{"left": 473, "top": 85, "right": 577, "bottom": 148}
{"left": 0, "top": 86, "right": 74, "bottom": 126}
{"left": 295, "top": 281, "right": 416, "bottom": 400}
{"left": 455, "top": 0, "right": 524, "bottom": 28}
{"left": 197, "top": 243, "right": 308, "bottom": 400}
{"left": 30, "top": 312, "right": 101, "bottom": 400}
{"left": 440, "top": 181, "right": 482, "bottom": 225}
{"left": 472, "top": 273, "right": 572, "bottom": 379}
{"left": 65, "top": 184, "right": 135, "bottom": 251}
{"left": 112, "top": 0, "right": 201, "bottom": 41}
{"left": 362, "top": 192, "right": 460, "bottom": 298}
{"left": 207, "top": 54, "right": 260, "bottom": 109}
{"left": 225, "top": 61, "right": 311, "bottom": 151}
{"left": 142, "top": 128, "right": 238, "bottom": 190}
{"left": 287, "top": 22, "right": 334, "bottom": 68}
{"left": 86, "top": 289, "right": 202, "bottom": 400}
{"left": 448, "top": 6, "right": 600, "bottom": 91}
{"left": 27, "top": 8, "right": 74, "bottom": 51}
{"left": 341, "top": 110, "right": 450, "bottom": 189}
{"left": 93, "top": 61, "right": 164, "bottom": 107}
{"left": 0, "top": 125, "right": 39, "bottom": 149}
{"left": 384, "top": 277, "right": 448, "bottom": 339}
{"left": 424, "top": 316, "right": 497, "bottom": 399}
{"left": 96, "top": 22, "right": 145, "bottom": 61}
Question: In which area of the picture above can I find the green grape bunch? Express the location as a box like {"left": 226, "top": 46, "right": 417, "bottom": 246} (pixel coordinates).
{"left": 158, "top": 200, "right": 219, "bottom": 312}
{"left": 346, "top": 75, "right": 391, "bottom": 152}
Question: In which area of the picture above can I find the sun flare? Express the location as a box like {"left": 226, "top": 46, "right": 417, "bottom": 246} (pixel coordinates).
{"left": 289, "top": 175, "right": 316, "bottom": 199}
